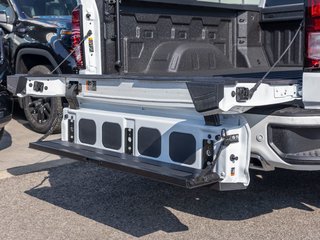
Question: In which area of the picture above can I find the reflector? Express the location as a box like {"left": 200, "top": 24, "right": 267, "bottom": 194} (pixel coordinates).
{"left": 310, "top": 0, "right": 320, "bottom": 17}
{"left": 305, "top": 0, "right": 320, "bottom": 68}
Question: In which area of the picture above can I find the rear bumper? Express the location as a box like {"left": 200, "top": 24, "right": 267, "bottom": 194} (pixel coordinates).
{"left": 245, "top": 107, "right": 320, "bottom": 171}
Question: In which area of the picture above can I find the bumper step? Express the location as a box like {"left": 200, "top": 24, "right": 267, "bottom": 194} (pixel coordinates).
{"left": 285, "top": 150, "right": 320, "bottom": 165}
{"left": 30, "top": 140, "right": 221, "bottom": 189}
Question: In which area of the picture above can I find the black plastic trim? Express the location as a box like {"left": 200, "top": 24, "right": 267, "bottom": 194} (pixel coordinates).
{"left": 138, "top": 127, "right": 161, "bottom": 158}
{"left": 261, "top": 3, "right": 304, "bottom": 22}
{"left": 17, "top": 68, "right": 301, "bottom": 85}
{"left": 15, "top": 48, "right": 62, "bottom": 74}
{"left": 186, "top": 81, "right": 224, "bottom": 113}
{"left": 246, "top": 105, "right": 320, "bottom": 117}
{"left": 282, "top": 158, "right": 320, "bottom": 166}
{"left": 268, "top": 123, "right": 320, "bottom": 165}
{"left": 79, "top": 119, "right": 96, "bottom": 145}
{"left": 102, "top": 122, "right": 122, "bottom": 150}
{"left": 169, "top": 132, "right": 196, "bottom": 165}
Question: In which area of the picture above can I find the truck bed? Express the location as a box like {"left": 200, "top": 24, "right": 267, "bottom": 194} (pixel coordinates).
{"left": 95, "top": 0, "right": 304, "bottom": 76}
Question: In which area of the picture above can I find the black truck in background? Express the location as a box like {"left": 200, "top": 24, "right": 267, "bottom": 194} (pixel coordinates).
{"left": 0, "top": 0, "right": 78, "bottom": 133}
{"left": 0, "top": 32, "right": 12, "bottom": 142}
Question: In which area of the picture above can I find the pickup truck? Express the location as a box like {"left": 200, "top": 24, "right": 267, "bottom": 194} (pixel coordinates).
{"left": 8, "top": 0, "right": 320, "bottom": 191}
{"left": 0, "top": 0, "right": 78, "bottom": 134}
{"left": 0, "top": 87, "right": 12, "bottom": 142}
{"left": 0, "top": 28, "right": 12, "bottom": 143}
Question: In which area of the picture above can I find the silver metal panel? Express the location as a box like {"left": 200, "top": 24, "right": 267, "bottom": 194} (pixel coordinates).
{"left": 303, "top": 72, "right": 320, "bottom": 109}
{"left": 62, "top": 107, "right": 251, "bottom": 187}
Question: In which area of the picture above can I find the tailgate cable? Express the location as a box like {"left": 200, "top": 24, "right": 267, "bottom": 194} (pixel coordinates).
{"left": 248, "top": 21, "right": 303, "bottom": 99}
{"left": 51, "top": 30, "right": 92, "bottom": 75}
{"left": 37, "top": 30, "right": 92, "bottom": 142}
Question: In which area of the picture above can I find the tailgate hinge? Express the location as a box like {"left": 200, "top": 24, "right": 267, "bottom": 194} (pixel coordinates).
{"left": 66, "top": 82, "right": 81, "bottom": 110}
{"left": 188, "top": 128, "right": 239, "bottom": 188}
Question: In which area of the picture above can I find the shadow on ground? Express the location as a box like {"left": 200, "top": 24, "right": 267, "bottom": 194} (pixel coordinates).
{"left": 7, "top": 158, "right": 75, "bottom": 176}
{"left": 0, "top": 130, "right": 12, "bottom": 150}
{"left": 23, "top": 162, "right": 320, "bottom": 237}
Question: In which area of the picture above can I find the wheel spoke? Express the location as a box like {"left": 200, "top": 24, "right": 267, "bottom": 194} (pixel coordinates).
{"left": 43, "top": 108, "right": 50, "bottom": 118}
{"left": 43, "top": 103, "right": 52, "bottom": 114}
{"left": 28, "top": 101, "right": 35, "bottom": 108}
{"left": 37, "top": 109, "right": 45, "bottom": 123}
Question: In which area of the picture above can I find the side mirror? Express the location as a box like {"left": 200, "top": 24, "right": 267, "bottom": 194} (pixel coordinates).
{"left": 0, "top": 11, "right": 7, "bottom": 24}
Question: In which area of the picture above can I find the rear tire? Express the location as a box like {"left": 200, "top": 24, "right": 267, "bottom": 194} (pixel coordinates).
{"left": 23, "top": 65, "right": 63, "bottom": 134}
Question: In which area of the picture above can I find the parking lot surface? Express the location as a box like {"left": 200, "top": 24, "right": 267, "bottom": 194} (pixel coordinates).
{"left": 0, "top": 110, "right": 74, "bottom": 178}
{"left": 1, "top": 113, "right": 320, "bottom": 240}
{"left": 1, "top": 160, "right": 320, "bottom": 239}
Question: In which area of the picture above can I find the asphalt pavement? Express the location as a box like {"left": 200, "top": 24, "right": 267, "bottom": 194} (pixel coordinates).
{"left": 0, "top": 106, "right": 74, "bottom": 178}
{"left": 0, "top": 109, "right": 320, "bottom": 239}
{"left": 0, "top": 163, "right": 320, "bottom": 240}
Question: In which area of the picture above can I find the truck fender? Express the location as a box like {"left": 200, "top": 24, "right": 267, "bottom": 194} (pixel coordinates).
{"left": 15, "top": 48, "right": 62, "bottom": 74}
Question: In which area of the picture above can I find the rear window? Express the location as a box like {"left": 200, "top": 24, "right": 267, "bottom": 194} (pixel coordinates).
{"left": 16, "top": 0, "right": 78, "bottom": 17}
{"left": 265, "top": 0, "right": 303, "bottom": 7}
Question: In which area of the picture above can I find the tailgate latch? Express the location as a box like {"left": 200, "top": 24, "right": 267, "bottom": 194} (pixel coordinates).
{"left": 235, "top": 87, "right": 250, "bottom": 102}
{"left": 33, "top": 81, "right": 45, "bottom": 92}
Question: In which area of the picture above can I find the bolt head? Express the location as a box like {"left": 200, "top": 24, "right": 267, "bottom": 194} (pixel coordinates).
{"left": 256, "top": 135, "right": 264, "bottom": 142}
{"left": 206, "top": 150, "right": 213, "bottom": 157}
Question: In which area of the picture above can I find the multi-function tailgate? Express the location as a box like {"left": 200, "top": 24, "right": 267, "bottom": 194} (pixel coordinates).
{"left": 6, "top": 72, "right": 301, "bottom": 191}
{"left": 8, "top": 72, "right": 301, "bottom": 115}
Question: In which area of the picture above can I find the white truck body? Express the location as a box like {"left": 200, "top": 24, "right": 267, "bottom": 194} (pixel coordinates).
{"left": 9, "top": 0, "right": 320, "bottom": 191}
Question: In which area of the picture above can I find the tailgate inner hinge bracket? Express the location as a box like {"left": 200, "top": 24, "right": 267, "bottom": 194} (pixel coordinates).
{"left": 204, "top": 115, "right": 221, "bottom": 126}
{"left": 66, "top": 82, "right": 81, "bottom": 110}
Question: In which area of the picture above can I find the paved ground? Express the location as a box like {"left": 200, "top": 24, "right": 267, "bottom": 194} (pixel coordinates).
{"left": 0, "top": 108, "right": 74, "bottom": 178}
{"left": 1, "top": 110, "right": 320, "bottom": 240}
{"left": 1, "top": 163, "right": 320, "bottom": 240}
